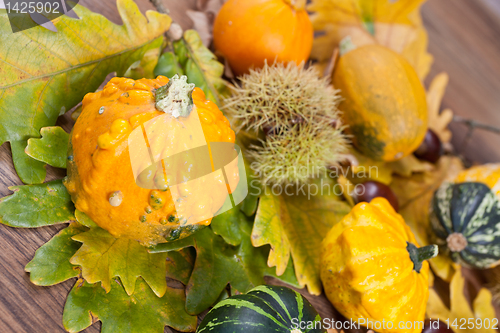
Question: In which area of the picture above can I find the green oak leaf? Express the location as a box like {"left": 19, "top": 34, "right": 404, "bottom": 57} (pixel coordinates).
{"left": 149, "top": 233, "right": 196, "bottom": 253}
{"left": 25, "top": 223, "right": 87, "bottom": 286}
{"left": 252, "top": 185, "right": 352, "bottom": 295}
{"left": 0, "top": 180, "right": 75, "bottom": 227}
{"left": 210, "top": 204, "right": 246, "bottom": 246}
{"left": 186, "top": 220, "right": 299, "bottom": 314}
{"left": 154, "top": 51, "right": 185, "bottom": 78}
{"left": 0, "top": 0, "right": 171, "bottom": 183}
{"left": 74, "top": 209, "right": 98, "bottom": 228}
{"left": 10, "top": 139, "right": 47, "bottom": 184}
{"left": 151, "top": 208, "right": 299, "bottom": 315}
{"left": 188, "top": 227, "right": 263, "bottom": 314}
{"left": 241, "top": 192, "right": 259, "bottom": 217}
{"left": 63, "top": 278, "right": 197, "bottom": 333}
{"left": 165, "top": 248, "right": 196, "bottom": 285}
{"left": 124, "top": 47, "right": 163, "bottom": 80}
{"left": 236, "top": 152, "right": 262, "bottom": 217}
{"left": 70, "top": 227, "right": 168, "bottom": 297}
{"left": 173, "top": 30, "right": 228, "bottom": 105}
{"left": 25, "top": 126, "right": 70, "bottom": 169}
{"left": 240, "top": 157, "right": 261, "bottom": 217}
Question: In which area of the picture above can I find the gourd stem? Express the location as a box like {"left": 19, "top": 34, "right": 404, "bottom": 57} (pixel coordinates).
{"left": 406, "top": 242, "right": 438, "bottom": 273}
{"left": 284, "top": 0, "right": 306, "bottom": 11}
{"left": 339, "top": 36, "right": 357, "bottom": 56}
{"left": 155, "top": 74, "right": 195, "bottom": 118}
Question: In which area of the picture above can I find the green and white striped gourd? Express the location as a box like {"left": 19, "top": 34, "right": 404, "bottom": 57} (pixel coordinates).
{"left": 430, "top": 181, "right": 500, "bottom": 269}
{"left": 196, "top": 285, "right": 325, "bottom": 333}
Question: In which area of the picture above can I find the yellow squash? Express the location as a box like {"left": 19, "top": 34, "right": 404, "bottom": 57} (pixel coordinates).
{"left": 321, "top": 198, "right": 437, "bottom": 333}
{"left": 333, "top": 44, "right": 428, "bottom": 161}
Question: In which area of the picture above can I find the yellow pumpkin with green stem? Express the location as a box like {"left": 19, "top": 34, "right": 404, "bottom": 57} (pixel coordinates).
{"left": 321, "top": 198, "right": 437, "bottom": 333}
{"left": 333, "top": 44, "right": 428, "bottom": 162}
{"left": 64, "top": 75, "right": 237, "bottom": 246}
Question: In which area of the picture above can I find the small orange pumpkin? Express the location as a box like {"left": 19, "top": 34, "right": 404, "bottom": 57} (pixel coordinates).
{"left": 213, "top": 0, "right": 313, "bottom": 76}
{"left": 64, "top": 76, "right": 237, "bottom": 246}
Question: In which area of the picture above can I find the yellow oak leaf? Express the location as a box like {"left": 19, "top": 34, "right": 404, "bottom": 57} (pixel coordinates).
{"left": 427, "top": 73, "right": 454, "bottom": 143}
{"left": 339, "top": 147, "right": 434, "bottom": 186}
{"left": 391, "top": 156, "right": 464, "bottom": 282}
{"left": 252, "top": 186, "right": 351, "bottom": 295}
{"left": 337, "top": 175, "right": 356, "bottom": 206}
{"left": 309, "top": 0, "right": 433, "bottom": 80}
{"left": 427, "top": 269, "right": 497, "bottom": 333}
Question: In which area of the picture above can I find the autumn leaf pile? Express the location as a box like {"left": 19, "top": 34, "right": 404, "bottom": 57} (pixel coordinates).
{"left": 0, "top": 0, "right": 498, "bottom": 332}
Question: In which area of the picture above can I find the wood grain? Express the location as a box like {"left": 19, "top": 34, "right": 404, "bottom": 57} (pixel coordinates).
{"left": 1, "top": 0, "right": 500, "bottom": 332}
{"left": 422, "top": 0, "right": 500, "bottom": 163}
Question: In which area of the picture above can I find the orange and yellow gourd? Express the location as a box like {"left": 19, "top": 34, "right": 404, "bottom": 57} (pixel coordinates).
{"left": 213, "top": 0, "right": 313, "bottom": 76}
{"left": 333, "top": 44, "right": 428, "bottom": 162}
{"left": 64, "top": 76, "right": 237, "bottom": 246}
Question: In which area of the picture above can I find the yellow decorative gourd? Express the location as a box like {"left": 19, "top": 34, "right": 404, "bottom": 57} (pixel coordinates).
{"left": 64, "top": 76, "right": 237, "bottom": 246}
{"left": 454, "top": 163, "right": 500, "bottom": 199}
{"left": 333, "top": 44, "right": 428, "bottom": 161}
{"left": 321, "top": 198, "right": 437, "bottom": 333}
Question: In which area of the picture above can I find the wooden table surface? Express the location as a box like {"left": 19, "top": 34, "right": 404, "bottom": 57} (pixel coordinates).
{"left": 1, "top": 0, "right": 500, "bottom": 332}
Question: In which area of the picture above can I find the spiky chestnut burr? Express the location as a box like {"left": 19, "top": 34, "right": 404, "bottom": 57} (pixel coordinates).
{"left": 223, "top": 62, "right": 348, "bottom": 185}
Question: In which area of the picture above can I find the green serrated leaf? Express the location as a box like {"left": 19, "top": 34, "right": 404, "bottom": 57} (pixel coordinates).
{"left": 150, "top": 208, "right": 300, "bottom": 315}
{"left": 184, "top": 218, "right": 299, "bottom": 315}
{"left": 267, "top": 256, "right": 301, "bottom": 289}
{"left": 10, "top": 139, "right": 46, "bottom": 184}
{"left": 63, "top": 278, "right": 197, "bottom": 333}
{"left": 253, "top": 185, "right": 352, "bottom": 295}
{"left": 184, "top": 227, "right": 252, "bottom": 314}
{"left": 25, "top": 223, "right": 87, "bottom": 286}
{"left": 165, "top": 248, "right": 195, "bottom": 285}
{"left": 0, "top": 0, "right": 171, "bottom": 182}
{"left": 238, "top": 215, "right": 300, "bottom": 288}
{"left": 240, "top": 154, "right": 261, "bottom": 217}
{"left": 149, "top": 233, "right": 196, "bottom": 253}
{"left": 173, "top": 30, "right": 228, "bottom": 105}
{"left": 25, "top": 126, "right": 69, "bottom": 169}
{"left": 74, "top": 209, "right": 98, "bottom": 228}
{"left": 211, "top": 206, "right": 245, "bottom": 246}
{"left": 154, "top": 51, "right": 185, "bottom": 78}
{"left": 241, "top": 193, "right": 259, "bottom": 217}
{"left": 124, "top": 47, "right": 163, "bottom": 80}
{"left": 70, "top": 227, "right": 168, "bottom": 297}
{"left": 0, "top": 179, "right": 75, "bottom": 227}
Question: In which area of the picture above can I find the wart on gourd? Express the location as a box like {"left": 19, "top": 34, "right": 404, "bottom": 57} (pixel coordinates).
{"left": 108, "top": 191, "right": 123, "bottom": 207}
{"left": 149, "top": 190, "right": 165, "bottom": 210}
